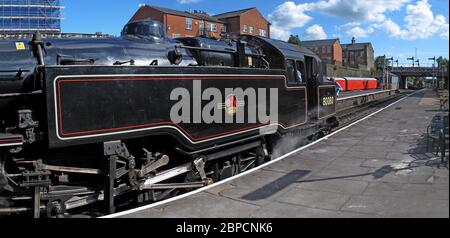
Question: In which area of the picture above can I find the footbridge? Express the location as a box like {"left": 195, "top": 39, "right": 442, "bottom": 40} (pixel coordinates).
{"left": 391, "top": 67, "right": 449, "bottom": 89}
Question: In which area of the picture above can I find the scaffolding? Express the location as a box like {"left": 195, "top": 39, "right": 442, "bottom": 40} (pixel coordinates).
{"left": 0, "top": 0, "right": 63, "bottom": 33}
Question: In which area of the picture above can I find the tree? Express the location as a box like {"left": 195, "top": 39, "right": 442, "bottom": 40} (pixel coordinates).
{"left": 375, "top": 55, "right": 389, "bottom": 70}
{"left": 288, "top": 35, "right": 301, "bottom": 46}
{"left": 437, "top": 56, "right": 449, "bottom": 70}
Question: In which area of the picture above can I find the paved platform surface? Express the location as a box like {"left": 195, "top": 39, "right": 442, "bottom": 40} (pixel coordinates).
{"left": 121, "top": 89, "right": 449, "bottom": 218}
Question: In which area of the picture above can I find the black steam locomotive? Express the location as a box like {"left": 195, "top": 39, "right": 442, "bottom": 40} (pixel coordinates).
{"left": 0, "top": 19, "right": 338, "bottom": 217}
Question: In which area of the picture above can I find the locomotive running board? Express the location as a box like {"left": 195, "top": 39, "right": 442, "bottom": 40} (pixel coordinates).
{"left": 0, "top": 133, "right": 23, "bottom": 147}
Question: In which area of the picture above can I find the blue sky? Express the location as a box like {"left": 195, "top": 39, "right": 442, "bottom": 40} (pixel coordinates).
{"left": 61, "top": 0, "right": 449, "bottom": 65}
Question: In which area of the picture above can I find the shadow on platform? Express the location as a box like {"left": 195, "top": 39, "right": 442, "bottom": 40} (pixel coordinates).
{"left": 241, "top": 170, "right": 311, "bottom": 201}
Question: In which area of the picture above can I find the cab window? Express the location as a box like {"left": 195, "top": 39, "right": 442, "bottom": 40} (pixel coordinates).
{"left": 286, "top": 60, "right": 297, "bottom": 86}
{"left": 296, "top": 61, "right": 306, "bottom": 84}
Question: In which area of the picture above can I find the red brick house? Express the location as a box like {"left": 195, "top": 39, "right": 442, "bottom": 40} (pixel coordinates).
{"left": 301, "top": 39, "right": 343, "bottom": 66}
{"left": 129, "top": 5, "right": 271, "bottom": 39}
{"left": 214, "top": 8, "right": 271, "bottom": 38}
{"left": 129, "top": 5, "right": 225, "bottom": 39}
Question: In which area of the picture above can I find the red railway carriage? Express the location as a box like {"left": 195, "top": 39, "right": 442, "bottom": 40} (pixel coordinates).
{"left": 334, "top": 78, "right": 347, "bottom": 91}
{"left": 345, "top": 77, "right": 378, "bottom": 91}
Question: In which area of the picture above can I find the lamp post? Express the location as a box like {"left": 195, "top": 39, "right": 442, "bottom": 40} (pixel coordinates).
{"left": 394, "top": 59, "right": 399, "bottom": 67}
{"left": 407, "top": 57, "right": 415, "bottom": 67}
{"left": 385, "top": 57, "right": 394, "bottom": 89}
{"left": 415, "top": 59, "right": 420, "bottom": 68}
{"left": 429, "top": 57, "right": 436, "bottom": 88}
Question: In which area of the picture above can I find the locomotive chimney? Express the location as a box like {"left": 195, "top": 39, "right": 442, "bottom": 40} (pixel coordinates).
{"left": 30, "top": 31, "right": 46, "bottom": 66}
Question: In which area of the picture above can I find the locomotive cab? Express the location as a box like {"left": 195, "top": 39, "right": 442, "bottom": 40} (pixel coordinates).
{"left": 121, "top": 19, "right": 168, "bottom": 44}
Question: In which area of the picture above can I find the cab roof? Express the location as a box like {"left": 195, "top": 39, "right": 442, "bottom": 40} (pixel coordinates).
{"left": 256, "top": 37, "right": 320, "bottom": 61}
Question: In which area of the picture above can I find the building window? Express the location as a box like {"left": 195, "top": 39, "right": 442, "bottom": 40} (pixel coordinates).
{"left": 199, "top": 21, "right": 205, "bottom": 35}
{"left": 221, "top": 25, "right": 227, "bottom": 33}
{"left": 259, "top": 29, "right": 266, "bottom": 37}
{"left": 243, "top": 24, "right": 247, "bottom": 33}
{"left": 172, "top": 33, "right": 181, "bottom": 38}
{"left": 209, "top": 23, "right": 217, "bottom": 32}
{"left": 327, "top": 46, "right": 332, "bottom": 54}
{"left": 249, "top": 26, "right": 254, "bottom": 34}
{"left": 186, "top": 18, "right": 192, "bottom": 30}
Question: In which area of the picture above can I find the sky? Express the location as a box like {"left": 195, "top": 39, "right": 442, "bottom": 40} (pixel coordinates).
{"left": 61, "top": 0, "right": 449, "bottom": 65}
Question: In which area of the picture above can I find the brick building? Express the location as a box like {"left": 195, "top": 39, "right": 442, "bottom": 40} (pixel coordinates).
{"left": 129, "top": 5, "right": 270, "bottom": 39}
{"left": 129, "top": 5, "right": 225, "bottom": 39}
{"left": 213, "top": 8, "right": 270, "bottom": 38}
{"left": 341, "top": 37, "right": 375, "bottom": 71}
{"left": 301, "top": 38, "right": 342, "bottom": 66}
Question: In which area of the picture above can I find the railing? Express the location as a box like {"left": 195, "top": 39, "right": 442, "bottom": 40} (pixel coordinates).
{"left": 0, "top": 0, "right": 61, "bottom": 6}
{"left": 427, "top": 113, "right": 449, "bottom": 163}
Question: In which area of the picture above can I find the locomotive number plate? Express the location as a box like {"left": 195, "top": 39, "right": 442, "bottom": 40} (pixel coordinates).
{"left": 322, "top": 96, "right": 335, "bottom": 106}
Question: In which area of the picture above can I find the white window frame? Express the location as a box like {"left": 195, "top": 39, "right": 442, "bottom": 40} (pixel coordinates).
{"left": 259, "top": 29, "right": 266, "bottom": 37}
{"left": 243, "top": 24, "right": 247, "bottom": 33}
{"left": 221, "top": 25, "right": 227, "bottom": 33}
{"left": 209, "top": 23, "right": 217, "bottom": 32}
{"left": 185, "top": 18, "right": 192, "bottom": 30}
{"left": 172, "top": 33, "right": 181, "bottom": 38}
{"left": 249, "top": 26, "right": 254, "bottom": 34}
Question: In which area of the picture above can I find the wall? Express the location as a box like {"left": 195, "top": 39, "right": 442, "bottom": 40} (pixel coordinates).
{"left": 130, "top": 7, "right": 164, "bottom": 23}
{"left": 165, "top": 15, "right": 223, "bottom": 38}
{"left": 306, "top": 43, "right": 341, "bottom": 66}
{"left": 218, "top": 9, "right": 270, "bottom": 38}
{"left": 222, "top": 16, "right": 241, "bottom": 35}
{"left": 324, "top": 64, "right": 373, "bottom": 77}
{"left": 129, "top": 7, "right": 223, "bottom": 39}
{"left": 366, "top": 46, "right": 375, "bottom": 70}
{"left": 342, "top": 45, "right": 375, "bottom": 71}
{"left": 332, "top": 42, "right": 342, "bottom": 66}
{"left": 240, "top": 8, "right": 270, "bottom": 37}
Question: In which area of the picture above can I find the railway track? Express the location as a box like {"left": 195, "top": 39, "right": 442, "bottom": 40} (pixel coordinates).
{"left": 336, "top": 90, "right": 404, "bottom": 128}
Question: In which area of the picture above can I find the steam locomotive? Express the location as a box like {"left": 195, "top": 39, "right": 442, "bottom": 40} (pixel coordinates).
{"left": 0, "top": 19, "right": 338, "bottom": 217}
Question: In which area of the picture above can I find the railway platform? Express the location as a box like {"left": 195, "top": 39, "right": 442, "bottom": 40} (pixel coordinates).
{"left": 113, "top": 89, "right": 449, "bottom": 218}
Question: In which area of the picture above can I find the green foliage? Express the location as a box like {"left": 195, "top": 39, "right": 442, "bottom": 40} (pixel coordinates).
{"left": 375, "top": 55, "right": 389, "bottom": 70}
{"left": 437, "top": 56, "right": 449, "bottom": 69}
{"left": 288, "top": 35, "right": 301, "bottom": 46}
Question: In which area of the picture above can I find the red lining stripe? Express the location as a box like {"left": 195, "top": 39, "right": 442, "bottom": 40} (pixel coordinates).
{"left": 60, "top": 76, "right": 283, "bottom": 83}
{"left": 0, "top": 138, "right": 22, "bottom": 143}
